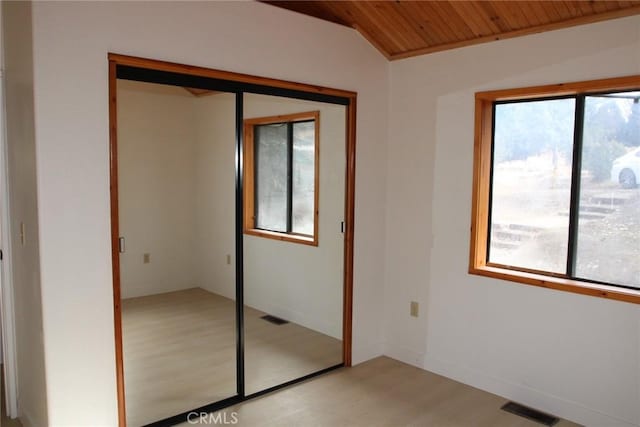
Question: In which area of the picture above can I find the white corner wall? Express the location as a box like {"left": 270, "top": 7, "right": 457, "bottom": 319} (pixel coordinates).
{"left": 117, "top": 81, "right": 198, "bottom": 299}
{"left": 385, "top": 15, "right": 640, "bottom": 427}
{"left": 2, "top": 2, "right": 48, "bottom": 426}
{"left": 193, "top": 92, "right": 236, "bottom": 303}
{"left": 30, "top": 2, "right": 388, "bottom": 424}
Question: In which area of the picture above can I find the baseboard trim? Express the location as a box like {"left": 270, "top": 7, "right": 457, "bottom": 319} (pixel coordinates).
{"left": 351, "top": 340, "right": 384, "bottom": 365}
{"left": 383, "top": 341, "right": 424, "bottom": 368}
{"left": 423, "top": 354, "right": 638, "bottom": 427}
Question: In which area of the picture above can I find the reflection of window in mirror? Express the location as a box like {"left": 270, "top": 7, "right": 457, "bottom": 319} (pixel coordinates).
{"left": 244, "top": 111, "right": 319, "bottom": 246}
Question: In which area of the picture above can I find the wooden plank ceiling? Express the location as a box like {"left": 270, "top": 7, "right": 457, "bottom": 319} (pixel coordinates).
{"left": 262, "top": 1, "right": 640, "bottom": 60}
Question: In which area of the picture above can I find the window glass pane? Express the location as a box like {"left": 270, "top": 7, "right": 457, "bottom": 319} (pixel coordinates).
{"left": 575, "top": 92, "right": 640, "bottom": 288}
{"left": 255, "top": 123, "right": 288, "bottom": 232}
{"left": 292, "top": 121, "right": 315, "bottom": 235}
{"left": 489, "top": 98, "right": 576, "bottom": 274}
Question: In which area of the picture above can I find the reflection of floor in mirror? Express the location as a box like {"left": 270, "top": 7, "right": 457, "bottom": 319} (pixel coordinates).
{"left": 122, "top": 288, "right": 342, "bottom": 427}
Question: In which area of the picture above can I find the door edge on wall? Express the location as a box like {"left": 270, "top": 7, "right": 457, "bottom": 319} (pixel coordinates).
{"left": 0, "top": 12, "right": 19, "bottom": 416}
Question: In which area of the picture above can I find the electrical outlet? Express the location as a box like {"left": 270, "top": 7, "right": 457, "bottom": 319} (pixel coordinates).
{"left": 226, "top": 254, "right": 231, "bottom": 265}
{"left": 410, "top": 301, "right": 419, "bottom": 317}
{"left": 143, "top": 253, "right": 150, "bottom": 264}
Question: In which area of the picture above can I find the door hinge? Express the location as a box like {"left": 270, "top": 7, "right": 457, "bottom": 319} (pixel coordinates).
{"left": 0, "top": 249, "right": 3, "bottom": 260}
{"left": 340, "top": 221, "right": 345, "bottom": 233}
{"left": 118, "top": 237, "right": 125, "bottom": 253}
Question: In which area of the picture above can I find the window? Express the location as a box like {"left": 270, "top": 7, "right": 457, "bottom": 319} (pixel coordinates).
{"left": 470, "top": 76, "right": 640, "bottom": 304}
{"left": 243, "top": 111, "right": 319, "bottom": 246}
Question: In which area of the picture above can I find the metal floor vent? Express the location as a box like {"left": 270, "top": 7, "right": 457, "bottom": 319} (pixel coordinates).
{"left": 501, "top": 402, "right": 559, "bottom": 426}
{"left": 261, "top": 315, "right": 289, "bottom": 325}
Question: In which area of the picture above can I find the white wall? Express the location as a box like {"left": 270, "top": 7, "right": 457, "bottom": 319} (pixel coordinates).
{"left": 193, "top": 92, "right": 236, "bottom": 304}
{"left": 2, "top": 2, "right": 48, "bottom": 426}
{"left": 118, "top": 80, "right": 198, "bottom": 299}
{"left": 30, "top": 2, "right": 388, "bottom": 424}
{"left": 385, "top": 15, "right": 640, "bottom": 427}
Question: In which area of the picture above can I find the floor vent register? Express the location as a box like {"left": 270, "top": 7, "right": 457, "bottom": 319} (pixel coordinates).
{"left": 501, "top": 401, "right": 559, "bottom": 426}
{"left": 261, "top": 315, "right": 289, "bottom": 325}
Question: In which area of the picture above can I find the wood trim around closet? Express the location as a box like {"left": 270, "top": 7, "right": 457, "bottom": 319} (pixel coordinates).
{"left": 108, "top": 59, "right": 127, "bottom": 427}
{"left": 108, "top": 53, "right": 357, "bottom": 426}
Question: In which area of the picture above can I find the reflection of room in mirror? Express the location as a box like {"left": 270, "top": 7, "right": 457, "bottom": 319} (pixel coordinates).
{"left": 118, "top": 79, "right": 238, "bottom": 425}
{"left": 117, "top": 80, "right": 345, "bottom": 425}
{"left": 243, "top": 93, "right": 346, "bottom": 395}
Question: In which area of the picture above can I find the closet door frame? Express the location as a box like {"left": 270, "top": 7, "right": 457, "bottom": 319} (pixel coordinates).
{"left": 108, "top": 53, "right": 357, "bottom": 427}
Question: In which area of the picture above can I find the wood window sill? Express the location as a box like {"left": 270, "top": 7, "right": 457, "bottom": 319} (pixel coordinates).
{"left": 469, "top": 264, "right": 640, "bottom": 305}
{"left": 244, "top": 228, "right": 318, "bottom": 247}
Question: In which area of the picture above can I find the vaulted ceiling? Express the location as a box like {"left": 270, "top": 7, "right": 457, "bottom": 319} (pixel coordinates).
{"left": 262, "top": 1, "right": 640, "bottom": 60}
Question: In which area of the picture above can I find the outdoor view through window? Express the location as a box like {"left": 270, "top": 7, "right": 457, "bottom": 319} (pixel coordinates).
{"left": 489, "top": 91, "right": 640, "bottom": 289}
{"left": 255, "top": 120, "right": 316, "bottom": 236}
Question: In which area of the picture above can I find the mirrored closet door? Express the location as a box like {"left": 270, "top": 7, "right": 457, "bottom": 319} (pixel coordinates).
{"left": 116, "top": 80, "right": 237, "bottom": 426}
{"left": 242, "top": 94, "right": 346, "bottom": 395}
{"left": 110, "top": 55, "right": 355, "bottom": 427}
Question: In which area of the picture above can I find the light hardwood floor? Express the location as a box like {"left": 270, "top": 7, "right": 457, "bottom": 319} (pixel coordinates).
{"left": 2, "top": 311, "right": 582, "bottom": 427}
{"left": 122, "top": 288, "right": 342, "bottom": 426}
{"left": 176, "top": 356, "right": 581, "bottom": 427}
